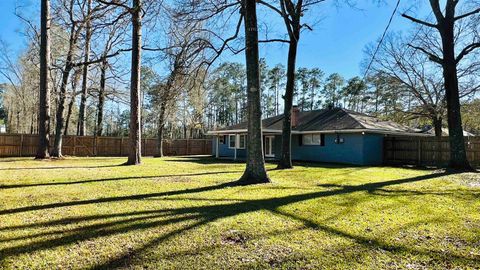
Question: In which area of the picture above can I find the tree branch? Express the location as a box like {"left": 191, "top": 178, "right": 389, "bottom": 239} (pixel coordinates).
{"left": 259, "top": 39, "right": 290, "bottom": 43}
{"left": 454, "top": 7, "right": 480, "bottom": 21}
{"left": 456, "top": 43, "right": 480, "bottom": 63}
{"left": 407, "top": 44, "right": 443, "bottom": 64}
{"left": 71, "top": 48, "right": 131, "bottom": 67}
{"left": 257, "top": 0, "right": 284, "bottom": 17}
{"left": 96, "top": 0, "right": 131, "bottom": 11}
{"left": 401, "top": 13, "right": 438, "bottom": 28}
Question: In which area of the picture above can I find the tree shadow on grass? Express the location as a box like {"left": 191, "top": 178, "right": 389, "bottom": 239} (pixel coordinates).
{"left": 92, "top": 171, "right": 476, "bottom": 269}
{"left": 2, "top": 170, "right": 476, "bottom": 269}
{"left": 0, "top": 164, "right": 123, "bottom": 171}
{"left": 269, "top": 209, "right": 475, "bottom": 264}
{"left": 0, "top": 158, "right": 33, "bottom": 163}
{"left": 319, "top": 184, "right": 480, "bottom": 199}
{"left": 169, "top": 156, "right": 239, "bottom": 165}
{"left": 0, "top": 181, "right": 238, "bottom": 215}
{"left": 0, "top": 171, "right": 243, "bottom": 189}
{"left": 171, "top": 156, "right": 278, "bottom": 166}
{"left": 0, "top": 171, "right": 452, "bottom": 217}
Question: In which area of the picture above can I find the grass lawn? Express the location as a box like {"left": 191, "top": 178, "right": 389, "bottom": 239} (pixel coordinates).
{"left": 0, "top": 156, "right": 479, "bottom": 269}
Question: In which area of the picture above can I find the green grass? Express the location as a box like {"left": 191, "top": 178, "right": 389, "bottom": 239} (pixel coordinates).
{"left": 0, "top": 156, "right": 479, "bottom": 269}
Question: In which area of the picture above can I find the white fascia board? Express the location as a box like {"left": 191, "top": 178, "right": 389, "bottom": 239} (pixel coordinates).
{"left": 208, "top": 129, "right": 430, "bottom": 137}
{"left": 207, "top": 129, "right": 282, "bottom": 135}
{"left": 292, "top": 129, "right": 430, "bottom": 136}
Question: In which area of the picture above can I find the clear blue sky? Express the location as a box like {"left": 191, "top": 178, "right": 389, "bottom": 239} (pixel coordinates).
{"left": 0, "top": 0, "right": 430, "bottom": 81}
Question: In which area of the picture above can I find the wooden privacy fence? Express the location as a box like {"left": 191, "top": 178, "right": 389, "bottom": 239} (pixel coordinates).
{"left": 0, "top": 134, "right": 212, "bottom": 157}
{"left": 384, "top": 136, "right": 480, "bottom": 167}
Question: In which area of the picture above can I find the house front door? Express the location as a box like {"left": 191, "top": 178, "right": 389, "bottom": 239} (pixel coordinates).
{"left": 265, "top": 136, "right": 274, "bottom": 158}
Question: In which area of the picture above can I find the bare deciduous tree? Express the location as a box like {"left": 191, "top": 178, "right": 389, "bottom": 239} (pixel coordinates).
{"left": 258, "top": 0, "right": 325, "bottom": 169}
{"left": 402, "top": 0, "right": 480, "bottom": 170}
{"left": 365, "top": 33, "right": 448, "bottom": 137}
{"left": 77, "top": 0, "right": 93, "bottom": 136}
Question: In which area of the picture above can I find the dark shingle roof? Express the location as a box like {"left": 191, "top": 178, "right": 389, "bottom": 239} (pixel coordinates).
{"left": 214, "top": 108, "right": 417, "bottom": 134}
{"left": 422, "top": 127, "right": 475, "bottom": 136}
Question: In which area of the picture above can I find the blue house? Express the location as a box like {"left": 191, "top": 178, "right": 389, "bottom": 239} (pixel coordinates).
{"left": 208, "top": 107, "right": 425, "bottom": 165}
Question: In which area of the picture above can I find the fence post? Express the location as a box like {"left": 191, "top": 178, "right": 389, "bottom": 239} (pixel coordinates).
{"left": 417, "top": 139, "right": 422, "bottom": 165}
{"left": 120, "top": 137, "right": 123, "bottom": 156}
{"left": 19, "top": 134, "right": 24, "bottom": 157}
{"left": 94, "top": 136, "right": 97, "bottom": 156}
{"left": 142, "top": 139, "right": 146, "bottom": 156}
{"left": 72, "top": 136, "right": 76, "bottom": 156}
{"left": 437, "top": 138, "right": 442, "bottom": 166}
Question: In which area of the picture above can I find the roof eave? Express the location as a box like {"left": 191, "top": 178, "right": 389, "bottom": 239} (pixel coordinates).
{"left": 207, "top": 128, "right": 430, "bottom": 136}
{"left": 292, "top": 129, "right": 429, "bottom": 136}
{"left": 207, "top": 129, "right": 283, "bottom": 135}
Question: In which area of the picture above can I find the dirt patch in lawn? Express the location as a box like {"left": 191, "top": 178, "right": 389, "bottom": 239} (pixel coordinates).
{"left": 221, "top": 230, "right": 249, "bottom": 246}
{"left": 454, "top": 173, "right": 480, "bottom": 187}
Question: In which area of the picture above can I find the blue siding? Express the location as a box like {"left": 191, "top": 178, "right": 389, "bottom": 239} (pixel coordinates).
{"left": 273, "top": 135, "right": 282, "bottom": 158}
{"left": 362, "top": 134, "right": 385, "bottom": 165}
{"left": 212, "top": 135, "right": 246, "bottom": 158}
{"left": 213, "top": 132, "right": 385, "bottom": 165}
{"left": 290, "top": 134, "right": 364, "bottom": 165}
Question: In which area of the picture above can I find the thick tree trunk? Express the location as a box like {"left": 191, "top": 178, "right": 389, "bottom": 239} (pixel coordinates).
{"left": 277, "top": 40, "right": 298, "bottom": 169}
{"left": 77, "top": 1, "right": 92, "bottom": 136}
{"left": 125, "top": 0, "right": 142, "bottom": 165}
{"left": 433, "top": 116, "right": 442, "bottom": 138}
{"left": 238, "top": 0, "right": 270, "bottom": 184}
{"left": 36, "top": 0, "right": 51, "bottom": 159}
{"left": 96, "top": 63, "right": 106, "bottom": 137}
{"left": 440, "top": 18, "right": 472, "bottom": 171}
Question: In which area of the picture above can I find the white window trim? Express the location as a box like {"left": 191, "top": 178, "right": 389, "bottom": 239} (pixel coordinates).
{"left": 228, "top": 134, "right": 236, "bottom": 149}
{"left": 302, "top": 134, "right": 324, "bottom": 146}
{"left": 229, "top": 134, "right": 246, "bottom": 149}
{"left": 237, "top": 135, "right": 246, "bottom": 149}
{"left": 265, "top": 136, "right": 275, "bottom": 157}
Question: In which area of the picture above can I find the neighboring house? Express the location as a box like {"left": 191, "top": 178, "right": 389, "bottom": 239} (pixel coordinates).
{"left": 421, "top": 127, "right": 475, "bottom": 137}
{"left": 208, "top": 107, "right": 425, "bottom": 165}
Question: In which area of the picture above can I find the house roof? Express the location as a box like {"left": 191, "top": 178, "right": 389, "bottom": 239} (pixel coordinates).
{"left": 209, "top": 108, "right": 422, "bottom": 135}
{"left": 422, "top": 127, "right": 475, "bottom": 136}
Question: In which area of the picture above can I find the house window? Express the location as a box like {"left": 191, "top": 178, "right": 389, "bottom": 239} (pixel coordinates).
{"left": 229, "top": 134, "right": 246, "bottom": 149}
{"left": 229, "top": 135, "right": 236, "bottom": 149}
{"left": 302, "top": 134, "right": 325, "bottom": 146}
{"left": 238, "top": 135, "right": 246, "bottom": 149}
{"left": 219, "top": 135, "right": 226, "bottom": 144}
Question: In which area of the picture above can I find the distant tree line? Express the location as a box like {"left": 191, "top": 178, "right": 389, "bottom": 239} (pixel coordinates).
{"left": 204, "top": 61, "right": 370, "bottom": 128}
